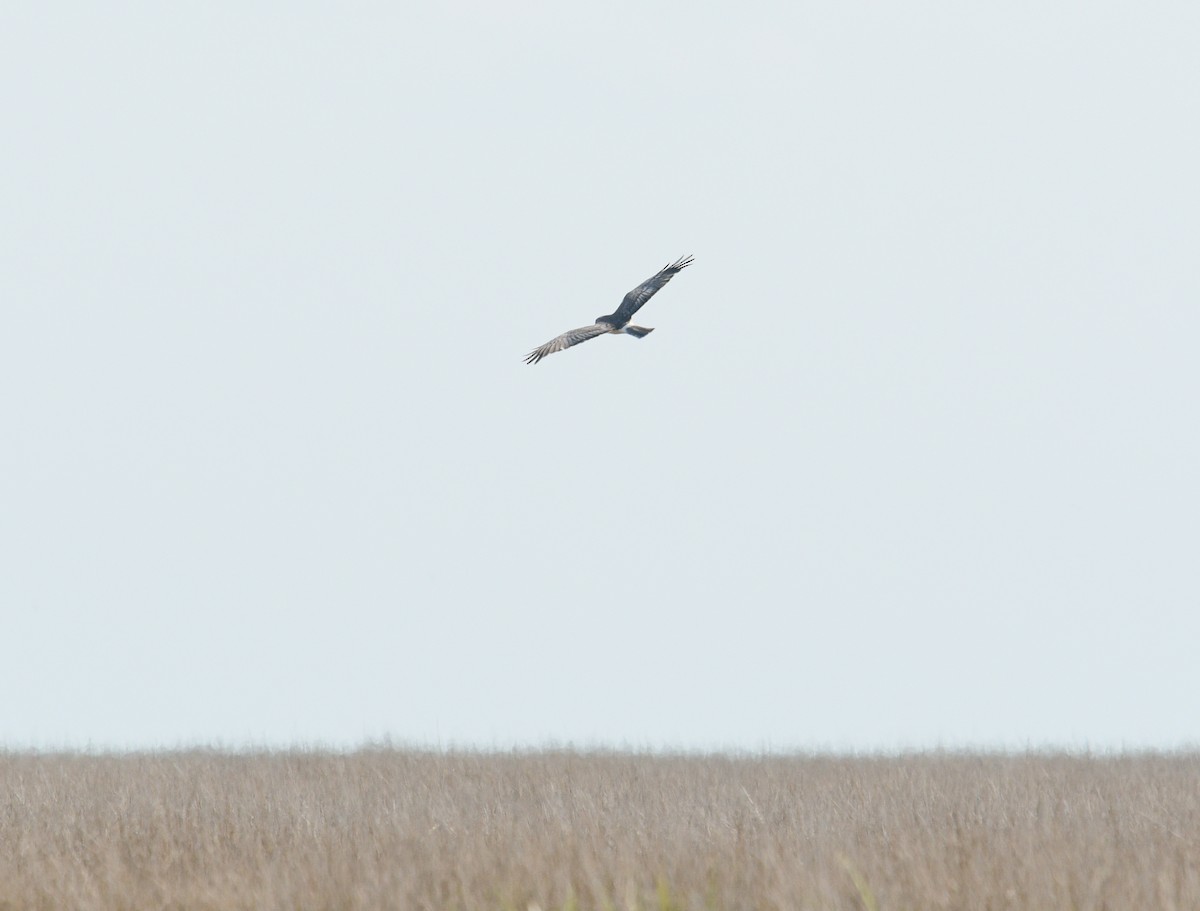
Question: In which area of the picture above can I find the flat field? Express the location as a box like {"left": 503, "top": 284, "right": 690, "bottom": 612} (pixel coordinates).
{"left": 2, "top": 750, "right": 1197, "bottom": 910}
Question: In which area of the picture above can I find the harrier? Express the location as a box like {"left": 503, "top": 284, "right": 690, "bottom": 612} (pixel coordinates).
{"left": 524, "top": 255, "right": 694, "bottom": 365}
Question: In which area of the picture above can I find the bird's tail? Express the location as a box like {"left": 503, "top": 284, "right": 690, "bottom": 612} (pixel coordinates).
{"left": 624, "top": 325, "right": 654, "bottom": 338}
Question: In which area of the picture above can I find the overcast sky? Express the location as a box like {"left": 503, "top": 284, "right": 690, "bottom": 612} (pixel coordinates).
{"left": 3, "top": 1, "right": 1197, "bottom": 752}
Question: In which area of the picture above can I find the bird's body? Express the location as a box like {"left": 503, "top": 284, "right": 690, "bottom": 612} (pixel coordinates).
{"left": 524, "top": 255, "right": 693, "bottom": 365}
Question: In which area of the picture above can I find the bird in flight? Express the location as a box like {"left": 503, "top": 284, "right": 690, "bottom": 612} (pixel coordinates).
{"left": 524, "top": 255, "right": 694, "bottom": 365}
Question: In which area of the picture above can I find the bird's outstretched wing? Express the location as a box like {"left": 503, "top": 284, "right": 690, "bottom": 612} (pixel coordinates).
{"left": 610, "top": 254, "right": 694, "bottom": 325}
{"left": 524, "top": 323, "right": 611, "bottom": 365}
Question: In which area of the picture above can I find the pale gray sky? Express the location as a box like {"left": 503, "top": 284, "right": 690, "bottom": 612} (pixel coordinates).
{"left": 3, "top": 2, "right": 1198, "bottom": 751}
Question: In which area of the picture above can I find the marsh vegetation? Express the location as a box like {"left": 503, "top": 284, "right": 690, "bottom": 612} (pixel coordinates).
{"left": 3, "top": 749, "right": 1197, "bottom": 909}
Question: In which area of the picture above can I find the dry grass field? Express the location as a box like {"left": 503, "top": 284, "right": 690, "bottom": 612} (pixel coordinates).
{"left": 2, "top": 749, "right": 1198, "bottom": 910}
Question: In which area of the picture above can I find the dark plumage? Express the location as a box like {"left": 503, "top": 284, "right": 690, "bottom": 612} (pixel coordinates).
{"left": 524, "top": 255, "right": 693, "bottom": 365}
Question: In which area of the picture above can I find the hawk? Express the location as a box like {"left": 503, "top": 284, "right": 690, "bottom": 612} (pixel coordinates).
{"left": 524, "top": 255, "right": 694, "bottom": 365}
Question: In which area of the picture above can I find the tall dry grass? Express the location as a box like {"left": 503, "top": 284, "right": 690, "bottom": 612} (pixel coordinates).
{"left": 2, "top": 749, "right": 1197, "bottom": 910}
